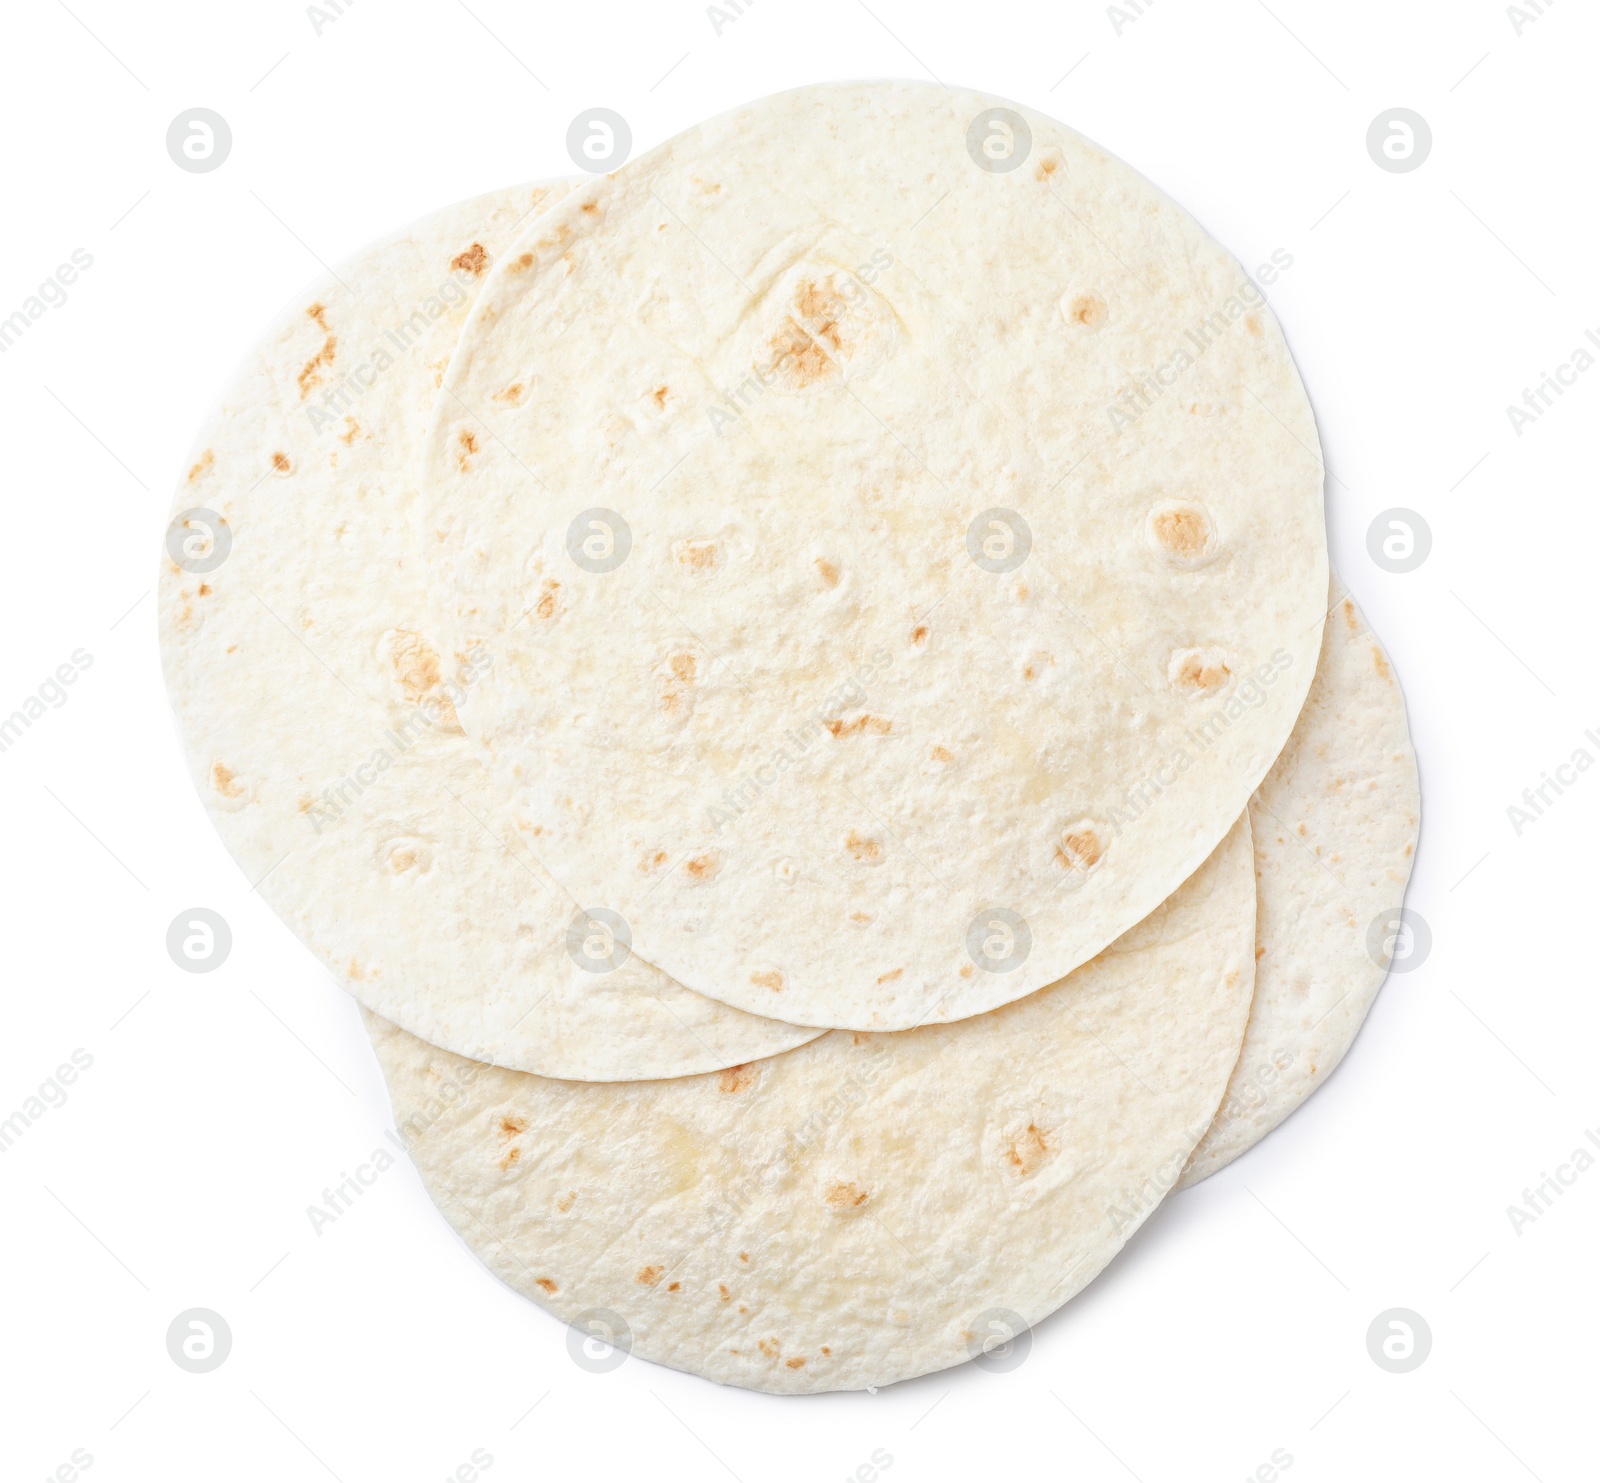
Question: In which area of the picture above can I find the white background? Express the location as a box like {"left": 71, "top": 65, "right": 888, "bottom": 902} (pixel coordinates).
{"left": 1, "top": 1, "right": 1594, "bottom": 1478}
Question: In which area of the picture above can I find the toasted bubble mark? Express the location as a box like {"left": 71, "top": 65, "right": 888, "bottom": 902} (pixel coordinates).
{"left": 348, "top": 959, "right": 367, "bottom": 981}
{"left": 768, "top": 317, "right": 837, "bottom": 390}
{"left": 456, "top": 428, "right": 479, "bottom": 472}
{"left": 1055, "top": 819, "right": 1107, "bottom": 874}
{"left": 636, "top": 1265, "right": 664, "bottom": 1286}
{"left": 450, "top": 242, "right": 488, "bottom": 276}
{"left": 499, "top": 1145, "right": 521, "bottom": 1170}
{"left": 498, "top": 1115, "right": 527, "bottom": 1141}
{"left": 1372, "top": 645, "right": 1391, "bottom": 681}
{"left": 717, "top": 1063, "right": 757, "bottom": 1094}
{"left": 187, "top": 450, "right": 214, "bottom": 482}
{"left": 794, "top": 281, "right": 844, "bottom": 349}
{"left": 758, "top": 1338, "right": 780, "bottom": 1358}
{"left": 1022, "top": 651, "right": 1053, "bottom": 682}
{"left": 1036, "top": 154, "right": 1060, "bottom": 180}
{"left": 911, "top": 623, "right": 928, "bottom": 646}
{"left": 1168, "top": 646, "right": 1233, "bottom": 695}
{"left": 651, "top": 384, "right": 669, "bottom": 407}
{"left": 785, "top": 1357, "right": 806, "bottom": 1369}
{"left": 849, "top": 911, "right": 872, "bottom": 925}
{"left": 338, "top": 420, "right": 360, "bottom": 445}
{"left": 535, "top": 1276, "right": 558, "bottom": 1294}
{"left": 876, "top": 968, "right": 903, "bottom": 984}
{"left": 1005, "top": 1121, "right": 1053, "bottom": 1178}
{"left": 1147, "top": 500, "right": 1216, "bottom": 564}
{"left": 824, "top": 1180, "right": 870, "bottom": 1213}
{"left": 212, "top": 762, "right": 243, "bottom": 798}
{"left": 815, "top": 557, "right": 840, "bottom": 587}
{"left": 667, "top": 1281, "right": 680, "bottom": 1292}
{"left": 718, "top": 1284, "right": 732, "bottom": 1301}
{"left": 821, "top": 1346, "right": 831, "bottom": 1356}
{"left": 1245, "top": 312, "right": 1263, "bottom": 337}
{"left": 493, "top": 381, "right": 525, "bottom": 404}
{"left": 673, "top": 538, "right": 723, "bottom": 575}
{"left": 307, "top": 303, "right": 330, "bottom": 332}
{"left": 959, "top": 962, "right": 975, "bottom": 978}
{"left": 271, "top": 451, "right": 291, "bottom": 473}
{"left": 297, "top": 306, "right": 337, "bottom": 398}
{"left": 639, "top": 849, "right": 669, "bottom": 874}
{"left": 750, "top": 969, "right": 784, "bottom": 992}
{"left": 684, "top": 850, "right": 723, "bottom": 882}
{"left": 1064, "top": 292, "right": 1107, "bottom": 329}
{"left": 669, "top": 652, "right": 697, "bottom": 682}
{"left": 580, "top": 200, "right": 600, "bottom": 216}
{"left": 508, "top": 252, "right": 535, "bottom": 273}
{"left": 929, "top": 745, "right": 954, "bottom": 766}
{"left": 532, "top": 579, "right": 561, "bottom": 621}
{"left": 827, "top": 714, "right": 892, "bottom": 738}
{"left": 844, "top": 830, "right": 884, "bottom": 864}
{"left": 556, "top": 1190, "right": 577, "bottom": 1212}
{"left": 1343, "top": 600, "right": 1359, "bottom": 632}
{"left": 383, "top": 629, "right": 444, "bottom": 702}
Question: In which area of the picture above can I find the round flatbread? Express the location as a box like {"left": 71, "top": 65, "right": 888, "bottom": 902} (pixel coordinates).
{"left": 159, "top": 184, "right": 820, "bottom": 1079}
{"left": 365, "top": 816, "right": 1255, "bottom": 1394}
{"left": 422, "top": 83, "right": 1326, "bottom": 1030}
{"left": 1181, "top": 583, "right": 1419, "bottom": 1184}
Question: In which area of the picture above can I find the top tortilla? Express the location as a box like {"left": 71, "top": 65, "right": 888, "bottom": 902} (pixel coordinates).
{"left": 158, "top": 183, "right": 821, "bottom": 1079}
{"left": 422, "top": 82, "right": 1326, "bottom": 1030}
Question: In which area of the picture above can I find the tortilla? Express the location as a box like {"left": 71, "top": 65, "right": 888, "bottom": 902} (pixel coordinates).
{"left": 158, "top": 184, "right": 820, "bottom": 1079}
{"left": 1181, "top": 583, "right": 1419, "bottom": 1185}
{"left": 365, "top": 815, "right": 1255, "bottom": 1394}
{"left": 421, "top": 82, "right": 1326, "bottom": 1030}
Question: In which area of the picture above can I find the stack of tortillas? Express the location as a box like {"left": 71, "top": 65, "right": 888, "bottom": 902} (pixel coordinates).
{"left": 160, "top": 83, "right": 1419, "bottom": 1394}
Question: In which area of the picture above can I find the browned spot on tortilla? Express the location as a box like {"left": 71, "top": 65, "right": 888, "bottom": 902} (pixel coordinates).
{"left": 930, "top": 745, "right": 954, "bottom": 765}
{"left": 844, "top": 830, "right": 884, "bottom": 864}
{"left": 815, "top": 557, "right": 840, "bottom": 587}
{"left": 348, "top": 959, "right": 367, "bottom": 981}
{"left": 1056, "top": 822, "right": 1106, "bottom": 874}
{"left": 533, "top": 579, "right": 560, "bottom": 621}
{"left": 852, "top": 1032, "right": 872, "bottom": 1044}
{"left": 824, "top": 1180, "right": 869, "bottom": 1212}
{"left": 849, "top": 911, "right": 872, "bottom": 925}
{"left": 821, "top": 1346, "right": 831, "bottom": 1355}
{"left": 718, "top": 1063, "right": 757, "bottom": 1094}
{"left": 685, "top": 850, "right": 722, "bottom": 882}
{"left": 750, "top": 969, "right": 784, "bottom": 992}
{"left": 272, "top": 451, "right": 290, "bottom": 472}
{"left": 651, "top": 384, "right": 669, "bottom": 407}
{"left": 667, "top": 1281, "right": 681, "bottom": 1291}
{"left": 1005, "top": 1121, "right": 1052, "bottom": 1177}
{"left": 785, "top": 1357, "right": 806, "bottom": 1370}
{"left": 297, "top": 319, "right": 338, "bottom": 398}
{"left": 636, "top": 1265, "right": 664, "bottom": 1286}
{"left": 758, "top": 1338, "right": 780, "bottom": 1358}
{"left": 338, "top": 420, "right": 360, "bottom": 445}
{"left": 1171, "top": 649, "right": 1232, "bottom": 694}
{"left": 769, "top": 317, "right": 836, "bottom": 387}
{"left": 534, "top": 1276, "right": 558, "bottom": 1294}
{"left": 1245, "top": 313, "right": 1263, "bottom": 337}
{"left": 508, "top": 251, "right": 535, "bottom": 272}
{"left": 556, "top": 1190, "right": 576, "bottom": 1212}
{"left": 212, "top": 762, "right": 243, "bottom": 798}
{"left": 187, "top": 450, "right": 213, "bottom": 482}
{"left": 385, "top": 630, "right": 453, "bottom": 717}
{"left": 197, "top": 583, "right": 211, "bottom": 597}
{"left": 739, "top": 1252, "right": 749, "bottom": 1263}
{"left": 450, "top": 242, "right": 488, "bottom": 276}
{"left": 827, "top": 714, "right": 892, "bottom": 737}
{"left": 580, "top": 200, "right": 600, "bottom": 215}
{"left": 794, "top": 281, "right": 844, "bottom": 349}
{"left": 668, "top": 652, "right": 696, "bottom": 682}
{"left": 387, "top": 845, "right": 419, "bottom": 873}
{"left": 297, "top": 794, "right": 314, "bottom": 813}
{"left": 1256, "top": 944, "right": 1267, "bottom": 960}
{"left": 718, "top": 1284, "right": 732, "bottom": 1302}
{"left": 691, "top": 176, "right": 722, "bottom": 194}
{"left": 1150, "top": 505, "right": 1211, "bottom": 559}
{"left": 494, "top": 381, "right": 525, "bottom": 404}
{"left": 639, "top": 849, "right": 668, "bottom": 874}
{"left": 674, "top": 539, "right": 722, "bottom": 574}
{"left": 1037, "top": 155, "right": 1060, "bottom": 180}
{"left": 911, "top": 624, "right": 928, "bottom": 646}
{"left": 1343, "top": 599, "right": 1359, "bottom": 632}
{"left": 1372, "top": 646, "right": 1391, "bottom": 680}
{"left": 457, "top": 428, "right": 479, "bottom": 471}
{"left": 499, "top": 1146, "right": 521, "bottom": 1170}
{"left": 1066, "top": 293, "right": 1107, "bottom": 329}
{"left": 876, "top": 967, "right": 903, "bottom": 984}
{"left": 959, "top": 962, "right": 975, "bottom": 978}
{"left": 499, "top": 1115, "right": 527, "bottom": 1141}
